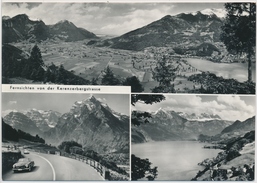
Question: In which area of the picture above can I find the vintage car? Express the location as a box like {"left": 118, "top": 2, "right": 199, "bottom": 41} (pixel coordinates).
{"left": 13, "top": 158, "right": 34, "bottom": 172}
{"left": 23, "top": 149, "right": 29, "bottom": 154}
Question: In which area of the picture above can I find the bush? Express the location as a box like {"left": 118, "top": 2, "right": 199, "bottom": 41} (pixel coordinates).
{"left": 2, "top": 151, "right": 22, "bottom": 173}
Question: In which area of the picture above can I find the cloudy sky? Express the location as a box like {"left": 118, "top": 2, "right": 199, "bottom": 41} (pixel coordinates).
{"left": 2, "top": 2, "right": 224, "bottom": 35}
{"left": 133, "top": 95, "right": 255, "bottom": 121}
{"left": 2, "top": 93, "right": 130, "bottom": 115}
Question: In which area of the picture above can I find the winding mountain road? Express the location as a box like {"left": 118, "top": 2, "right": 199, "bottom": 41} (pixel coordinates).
{"left": 2, "top": 152, "right": 104, "bottom": 181}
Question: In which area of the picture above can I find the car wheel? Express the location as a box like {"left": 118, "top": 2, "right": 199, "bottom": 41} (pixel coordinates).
{"left": 28, "top": 166, "right": 32, "bottom": 172}
{"left": 13, "top": 170, "right": 17, "bottom": 173}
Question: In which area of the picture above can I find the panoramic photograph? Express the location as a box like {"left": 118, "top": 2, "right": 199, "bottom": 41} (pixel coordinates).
{"left": 2, "top": 93, "right": 130, "bottom": 181}
{"left": 131, "top": 94, "right": 255, "bottom": 181}
{"left": 2, "top": 2, "right": 256, "bottom": 93}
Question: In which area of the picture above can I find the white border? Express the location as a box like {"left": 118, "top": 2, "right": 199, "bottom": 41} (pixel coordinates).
{"left": 2, "top": 84, "right": 130, "bottom": 94}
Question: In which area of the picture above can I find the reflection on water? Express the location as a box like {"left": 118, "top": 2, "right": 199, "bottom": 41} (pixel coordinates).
{"left": 186, "top": 58, "right": 256, "bottom": 82}
{"left": 132, "top": 141, "right": 221, "bottom": 181}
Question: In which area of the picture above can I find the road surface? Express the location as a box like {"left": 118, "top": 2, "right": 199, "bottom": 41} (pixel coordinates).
{"left": 2, "top": 152, "right": 104, "bottom": 181}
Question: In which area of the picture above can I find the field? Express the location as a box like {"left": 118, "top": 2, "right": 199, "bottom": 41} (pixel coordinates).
{"left": 12, "top": 40, "right": 251, "bottom": 92}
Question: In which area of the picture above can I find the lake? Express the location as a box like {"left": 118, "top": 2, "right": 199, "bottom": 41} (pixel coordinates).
{"left": 132, "top": 141, "right": 221, "bottom": 181}
{"left": 185, "top": 58, "right": 256, "bottom": 82}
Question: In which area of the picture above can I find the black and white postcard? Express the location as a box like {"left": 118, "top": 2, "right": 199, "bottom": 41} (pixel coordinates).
{"left": 1, "top": 1, "right": 256, "bottom": 182}
{"left": 2, "top": 92, "right": 130, "bottom": 181}
{"left": 131, "top": 94, "right": 255, "bottom": 181}
{"left": 2, "top": 1, "right": 256, "bottom": 94}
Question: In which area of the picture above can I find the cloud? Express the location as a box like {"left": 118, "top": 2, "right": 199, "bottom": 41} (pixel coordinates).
{"left": 217, "top": 95, "right": 255, "bottom": 112}
{"left": 134, "top": 95, "right": 255, "bottom": 121}
{"left": 98, "top": 4, "right": 175, "bottom": 35}
{"left": 2, "top": 2, "right": 175, "bottom": 35}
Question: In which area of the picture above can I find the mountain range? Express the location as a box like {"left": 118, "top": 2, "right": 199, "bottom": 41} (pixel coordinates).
{"left": 45, "top": 96, "right": 129, "bottom": 153}
{"left": 97, "top": 10, "right": 223, "bottom": 51}
{"left": 3, "top": 9, "right": 224, "bottom": 51}
{"left": 221, "top": 116, "right": 255, "bottom": 135}
{"left": 2, "top": 14, "right": 97, "bottom": 43}
{"left": 3, "top": 96, "right": 129, "bottom": 154}
{"left": 23, "top": 109, "right": 61, "bottom": 131}
{"left": 132, "top": 108, "right": 254, "bottom": 143}
{"left": 177, "top": 111, "right": 222, "bottom": 121}
{"left": 3, "top": 111, "right": 42, "bottom": 136}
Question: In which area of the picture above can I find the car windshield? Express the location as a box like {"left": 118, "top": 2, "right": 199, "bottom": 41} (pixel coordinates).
{"left": 18, "top": 158, "right": 29, "bottom": 162}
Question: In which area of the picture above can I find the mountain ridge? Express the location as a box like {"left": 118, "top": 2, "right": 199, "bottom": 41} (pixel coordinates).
{"left": 3, "top": 8, "right": 224, "bottom": 47}
{"left": 132, "top": 109, "right": 235, "bottom": 143}
{"left": 221, "top": 116, "right": 255, "bottom": 134}
{"left": 23, "top": 109, "right": 61, "bottom": 130}
{"left": 2, "top": 14, "right": 98, "bottom": 43}
{"left": 99, "top": 10, "right": 224, "bottom": 51}
{"left": 45, "top": 96, "right": 129, "bottom": 153}
{"left": 3, "top": 111, "right": 42, "bottom": 136}
{"left": 3, "top": 96, "right": 129, "bottom": 154}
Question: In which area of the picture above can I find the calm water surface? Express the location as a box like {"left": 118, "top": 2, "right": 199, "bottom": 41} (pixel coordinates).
{"left": 186, "top": 58, "right": 256, "bottom": 82}
{"left": 132, "top": 141, "right": 221, "bottom": 181}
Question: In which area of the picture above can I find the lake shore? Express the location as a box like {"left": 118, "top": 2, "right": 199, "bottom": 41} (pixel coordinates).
{"left": 184, "top": 57, "right": 256, "bottom": 82}
{"left": 132, "top": 141, "right": 221, "bottom": 181}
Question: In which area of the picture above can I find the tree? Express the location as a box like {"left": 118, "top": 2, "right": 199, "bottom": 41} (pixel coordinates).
{"left": 131, "top": 94, "right": 165, "bottom": 126}
{"left": 131, "top": 94, "right": 165, "bottom": 106}
{"left": 30, "top": 68, "right": 38, "bottom": 80}
{"left": 56, "top": 65, "right": 66, "bottom": 84}
{"left": 123, "top": 76, "right": 144, "bottom": 92}
{"left": 101, "top": 66, "right": 120, "bottom": 85}
{"left": 220, "top": 3, "right": 256, "bottom": 82}
{"left": 131, "top": 94, "right": 165, "bottom": 180}
{"left": 44, "top": 68, "right": 54, "bottom": 83}
{"left": 131, "top": 154, "right": 158, "bottom": 181}
{"left": 152, "top": 55, "right": 177, "bottom": 92}
{"left": 33, "top": 66, "right": 45, "bottom": 81}
{"left": 30, "top": 44, "right": 44, "bottom": 66}
{"left": 21, "top": 64, "right": 31, "bottom": 78}
{"left": 58, "top": 141, "right": 82, "bottom": 153}
{"left": 91, "top": 77, "right": 98, "bottom": 85}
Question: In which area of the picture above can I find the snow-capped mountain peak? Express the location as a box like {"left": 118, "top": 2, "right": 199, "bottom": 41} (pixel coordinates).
{"left": 154, "top": 108, "right": 174, "bottom": 119}
{"left": 192, "top": 8, "right": 226, "bottom": 18}
{"left": 178, "top": 112, "right": 222, "bottom": 121}
{"left": 71, "top": 96, "right": 126, "bottom": 122}
{"left": 155, "top": 107, "right": 166, "bottom": 115}
{"left": 22, "top": 109, "right": 61, "bottom": 130}
{"left": 2, "top": 109, "right": 18, "bottom": 117}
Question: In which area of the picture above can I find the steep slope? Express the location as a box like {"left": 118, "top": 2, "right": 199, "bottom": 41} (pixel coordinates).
{"left": 221, "top": 116, "right": 255, "bottom": 134}
{"left": 23, "top": 109, "right": 61, "bottom": 131}
{"left": 104, "top": 11, "right": 223, "bottom": 51}
{"left": 132, "top": 108, "right": 233, "bottom": 143}
{"left": 49, "top": 20, "right": 97, "bottom": 41}
{"left": 132, "top": 109, "right": 189, "bottom": 142}
{"left": 194, "top": 130, "right": 255, "bottom": 181}
{"left": 45, "top": 96, "right": 129, "bottom": 153}
{"left": 2, "top": 14, "right": 50, "bottom": 43}
{"left": 2, "top": 119, "right": 45, "bottom": 143}
{"left": 3, "top": 112, "right": 42, "bottom": 136}
{"left": 2, "top": 14, "right": 98, "bottom": 43}
{"left": 185, "top": 120, "right": 233, "bottom": 136}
